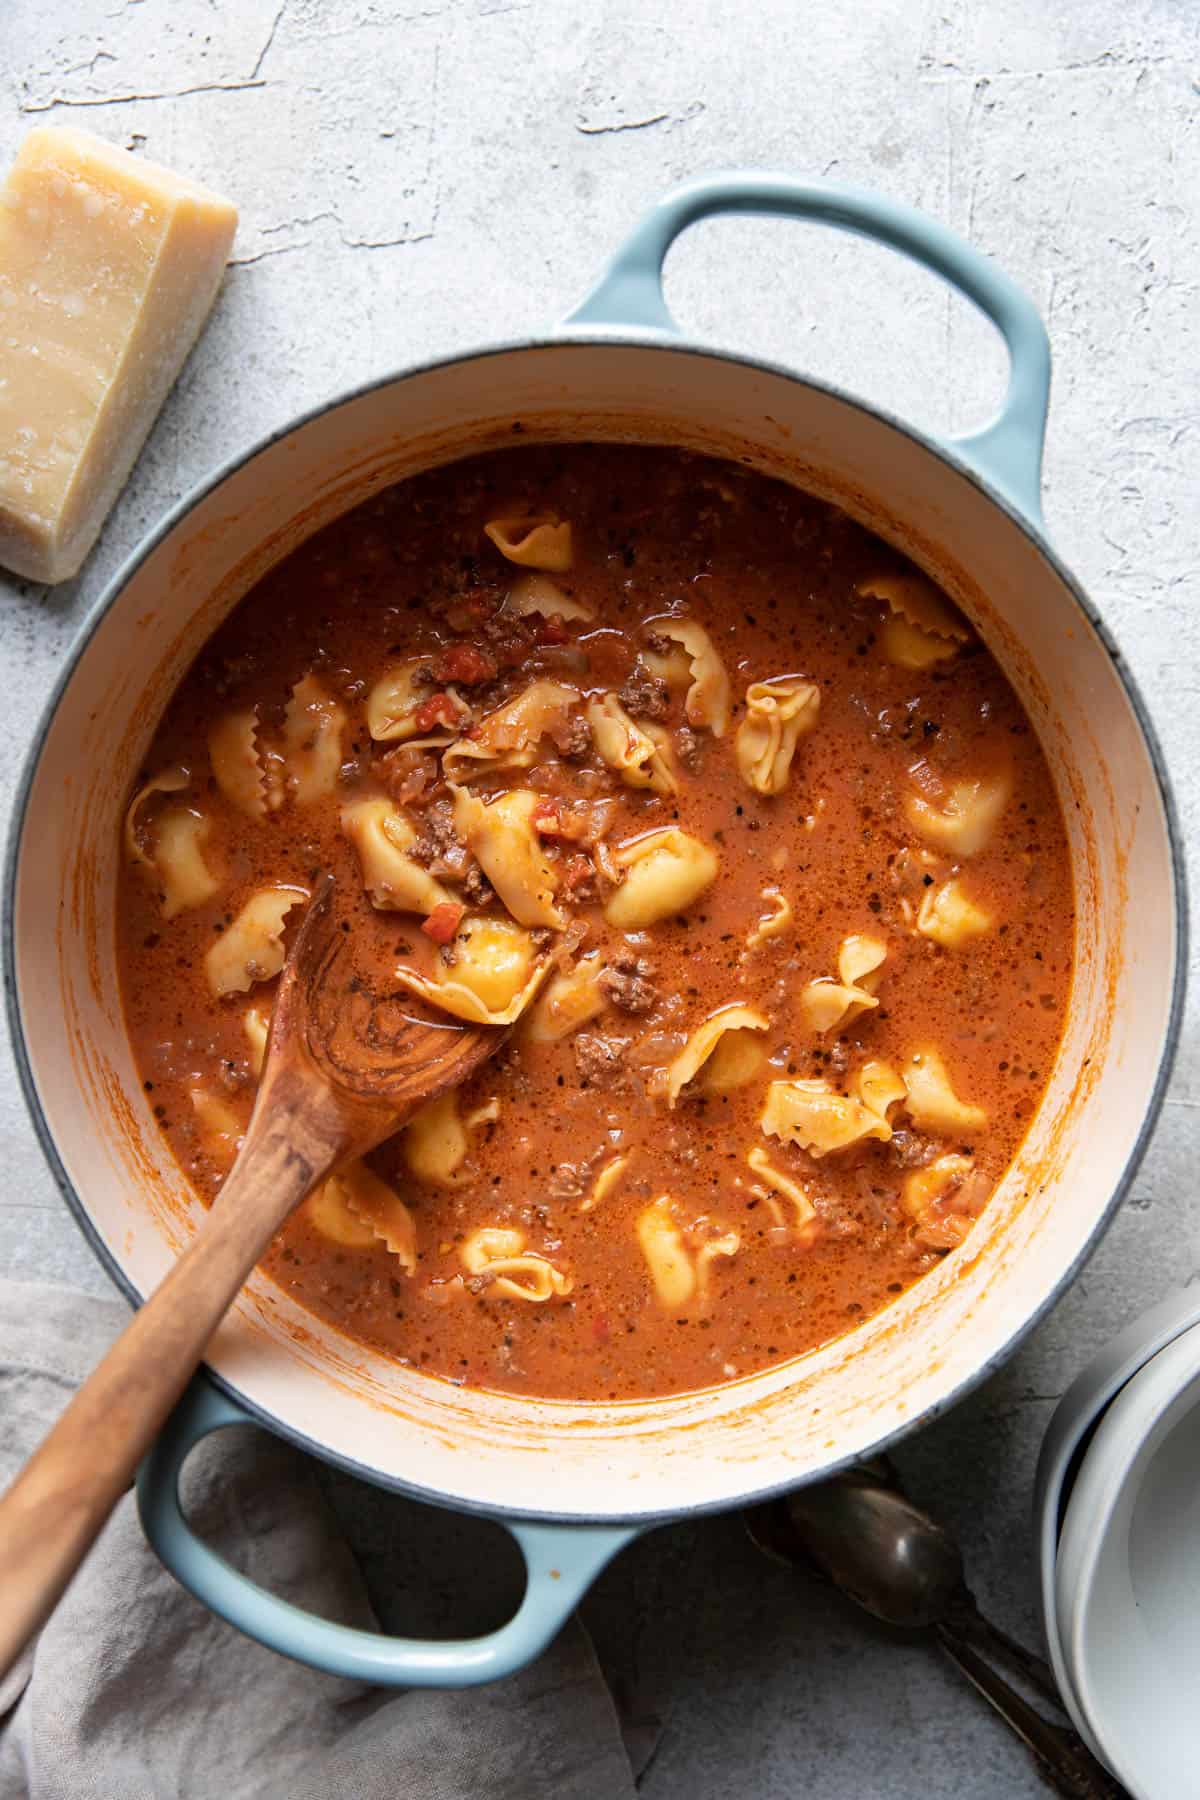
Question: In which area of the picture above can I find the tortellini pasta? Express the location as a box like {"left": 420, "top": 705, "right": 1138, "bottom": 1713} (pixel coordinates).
{"left": 522, "top": 950, "right": 607, "bottom": 1043}
{"left": 702, "top": 1025, "right": 769, "bottom": 1093}
{"left": 857, "top": 571, "right": 971, "bottom": 670}
{"left": 800, "top": 933, "right": 887, "bottom": 1035}
{"left": 125, "top": 767, "right": 220, "bottom": 920}
{"left": 859, "top": 570, "right": 970, "bottom": 641}
{"left": 209, "top": 680, "right": 348, "bottom": 813}
{"left": 639, "top": 638, "right": 693, "bottom": 692}
{"left": 586, "top": 694, "right": 677, "bottom": 796}
{"left": 465, "top": 1096, "right": 502, "bottom": 1130}
{"left": 799, "top": 984, "right": 864, "bottom": 1037}
{"left": 341, "top": 797, "right": 453, "bottom": 916}
{"left": 879, "top": 614, "right": 960, "bottom": 671}
{"left": 901, "top": 1154, "right": 988, "bottom": 1252}
{"left": 902, "top": 1152, "right": 973, "bottom": 1219}
{"left": 745, "top": 1145, "right": 818, "bottom": 1237}
{"left": 403, "top": 1090, "right": 470, "bottom": 1186}
{"left": 305, "top": 1178, "right": 380, "bottom": 1248}
{"left": 338, "top": 1162, "right": 419, "bottom": 1268}
{"left": 643, "top": 617, "right": 731, "bottom": 736}
{"left": 305, "top": 1160, "right": 419, "bottom": 1268}
{"left": 917, "top": 878, "right": 994, "bottom": 948}
{"left": 282, "top": 675, "right": 347, "bottom": 805}
{"left": 905, "top": 770, "right": 1011, "bottom": 858}
{"left": 452, "top": 787, "right": 564, "bottom": 928}
{"left": 902, "top": 1047, "right": 987, "bottom": 1136}
{"left": 507, "top": 572, "right": 593, "bottom": 622}
{"left": 484, "top": 514, "right": 573, "bottom": 572}
{"left": 604, "top": 828, "right": 719, "bottom": 930}
{"left": 460, "top": 1226, "right": 572, "bottom": 1300}
{"left": 745, "top": 887, "right": 792, "bottom": 951}
{"left": 635, "top": 1196, "right": 739, "bottom": 1311}
{"left": 855, "top": 1059, "right": 907, "bottom": 1122}
{"left": 760, "top": 1057, "right": 903, "bottom": 1157}
{"left": 580, "top": 1154, "right": 630, "bottom": 1213}
{"left": 367, "top": 658, "right": 468, "bottom": 744}
{"left": 443, "top": 680, "right": 581, "bottom": 784}
{"left": 841, "top": 935, "right": 888, "bottom": 987}
{"left": 402, "top": 1087, "right": 497, "bottom": 1185}
{"left": 734, "top": 676, "right": 820, "bottom": 797}
{"left": 761, "top": 1079, "right": 887, "bottom": 1157}
{"left": 394, "top": 916, "right": 549, "bottom": 1024}
{"left": 635, "top": 1196, "right": 692, "bottom": 1309}
{"left": 204, "top": 886, "right": 307, "bottom": 999}
{"left": 208, "top": 712, "right": 267, "bottom": 818}
{"left": 149, "top": 806, "right": 219, "bottom": 921}
{"left": 665, "top": 1005, "right": 768, "bottom": 1106}
{"left": 188, "top": 1089, "right": 245, "bottom": 1165}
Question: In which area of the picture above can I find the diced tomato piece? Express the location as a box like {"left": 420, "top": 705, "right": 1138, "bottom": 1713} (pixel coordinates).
{"left": 535, "top": 615, "right": 569, "bottom": 646}
{"left": 563, "top": 853, "right": 596, "bottom": 893}
{"left": 592, "top": 1314, "right": 610, "bottom": 1344}
{"left": 531, "top": 798, "right": 563, "bottom": 836}
{"left": 412, "top": 690, "right": 462, "bottom": 732}
{"left": 421, "top": 901, "right": 465, "bottom": 945}
{"left": 533, "top": 799, "right": 596, "bottom": 844}
{"left": 539, "top": 802, "right": 597, "bottom": 845}
{"left": 432, "top": 644, "right": 497, "bottom": 685}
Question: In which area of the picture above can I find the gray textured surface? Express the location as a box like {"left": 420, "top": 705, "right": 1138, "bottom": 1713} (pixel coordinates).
{"left": 1, "top": 2, "right": 1197, "bottom": 1794}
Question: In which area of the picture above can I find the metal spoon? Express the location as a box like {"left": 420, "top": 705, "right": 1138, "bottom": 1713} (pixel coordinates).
{"left": 744, "top": 1466, "right": 1127, "bottom": 1799}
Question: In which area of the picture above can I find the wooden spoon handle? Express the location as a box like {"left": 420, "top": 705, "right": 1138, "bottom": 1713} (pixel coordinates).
{"left": 0, "top": 1119, "right": 328, "bottom": 1682}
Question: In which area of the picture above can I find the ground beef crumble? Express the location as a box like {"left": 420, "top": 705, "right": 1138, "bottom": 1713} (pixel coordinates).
{"left": 547, "top": 1160, "right": 590, "bottom": 1200}
{"left": 550, "top": 709, "right": 593, "bottom": 760}
{"left": 562, "top": 853, "right": 598, "bottom": 902}
{"left": 573, "top": 1032, "right": 631, "bottom": 1089}
{"left": 462, "top": 861, "right": 493, "bottom": 905}
{"left": 618, "top": 661, "right": 670, "bottom": 720}
{"left": 675, "top": 725, "right": 701, "bottom": 769}
{"left": 888, "top": 1128, "right": 941, "bottom": 1170}
{"left": 598, "top": 950, "right": 659, "bottom": 1015}
{"left": 408, "top": 798, "right": 469, "bottom": 877}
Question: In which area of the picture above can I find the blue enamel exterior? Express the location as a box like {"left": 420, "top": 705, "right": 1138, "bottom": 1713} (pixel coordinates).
{"left": 566, "top": 172, "right": 1052, "bottom": 523}
{"left": 138, "top": 1375, "right": 637, "bottom": 1686}
{"left": 19, "top": 173, "right": 1174, "bottom": 1688}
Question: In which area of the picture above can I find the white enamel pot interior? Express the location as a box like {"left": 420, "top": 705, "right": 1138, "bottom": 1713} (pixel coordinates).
{"left": 6, "top": 332, "right": 1182, "bottom": 1523}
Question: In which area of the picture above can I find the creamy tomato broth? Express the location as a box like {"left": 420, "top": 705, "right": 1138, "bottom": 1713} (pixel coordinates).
{"left": 117, "top": 445, "right": 1073, "bottom": 1401}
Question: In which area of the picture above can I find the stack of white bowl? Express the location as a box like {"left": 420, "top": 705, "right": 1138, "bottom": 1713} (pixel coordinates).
{"left": 1036, "top": 1291, "right": 1200, "bottom": 1797}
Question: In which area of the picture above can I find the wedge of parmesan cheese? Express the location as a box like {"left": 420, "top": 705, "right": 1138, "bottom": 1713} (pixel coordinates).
{"left": 0, "top": 128, "right": 237, "bottom": 584}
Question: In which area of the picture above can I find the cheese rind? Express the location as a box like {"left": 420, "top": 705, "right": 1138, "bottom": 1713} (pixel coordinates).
{"left": 0, "top": 128, "right": 237, "bottom": 584}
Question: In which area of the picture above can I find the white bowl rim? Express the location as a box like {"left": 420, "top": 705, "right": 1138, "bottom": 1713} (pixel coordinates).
{"left": 1035, "top": 1289, "right": 1200, "bottom": 1757}
{"left": 1055, "top": 1319, "right": 1200, "bottom": 1789}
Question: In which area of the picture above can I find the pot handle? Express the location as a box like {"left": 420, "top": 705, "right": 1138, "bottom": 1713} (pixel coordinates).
{"left": 565, "top": 172, "right": 1051, "bottom": 523}
{"left": 137, "top": 1375, "right": 638, "bottom": 1688}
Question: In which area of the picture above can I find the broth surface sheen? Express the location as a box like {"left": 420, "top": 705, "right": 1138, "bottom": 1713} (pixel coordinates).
{"left": 116, "top": 445, "right": 1074, "bottom": 1401}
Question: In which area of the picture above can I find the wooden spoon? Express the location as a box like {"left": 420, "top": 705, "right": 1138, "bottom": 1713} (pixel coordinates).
{"left": 0, "top": 874, "right": 502, "bottom": 1680}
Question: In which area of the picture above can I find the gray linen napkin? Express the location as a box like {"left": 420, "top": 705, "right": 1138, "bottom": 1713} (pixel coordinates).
{"left": 0, "top": 1280, "right": 637, "bottom": 1800}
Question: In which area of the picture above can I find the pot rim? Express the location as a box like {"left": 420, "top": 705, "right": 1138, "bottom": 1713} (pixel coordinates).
{"left": 3, "top": 332, "right": 1189, "bottom": 1525}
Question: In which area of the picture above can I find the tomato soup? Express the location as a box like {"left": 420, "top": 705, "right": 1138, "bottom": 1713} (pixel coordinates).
{"left": 117, "top": 446, "right": 1073, "bottom": 1400}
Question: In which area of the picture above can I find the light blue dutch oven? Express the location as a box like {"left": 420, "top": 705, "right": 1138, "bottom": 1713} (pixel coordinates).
{"left": 5, "top": 174, "right": 1185, "bottom": 1687}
